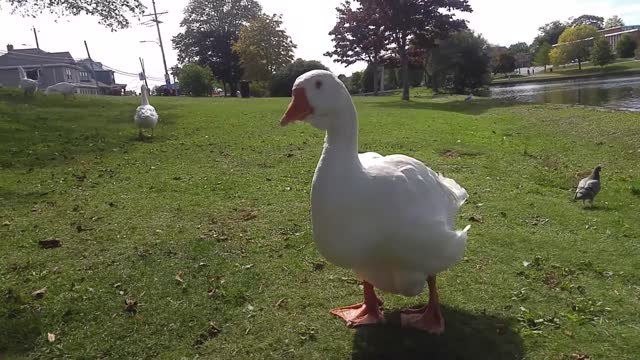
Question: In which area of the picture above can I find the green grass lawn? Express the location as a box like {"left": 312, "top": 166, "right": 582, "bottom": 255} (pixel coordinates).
{"left": 493, "top": 59, "right": 640, "bottom": 85}
{"left": 1, "top": 89, "right": 639, "bottom": 359}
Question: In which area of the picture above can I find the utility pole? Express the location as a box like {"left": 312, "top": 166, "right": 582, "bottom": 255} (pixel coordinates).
{"left": 143, "top": 0, "right": 171, "bottom": 91}
{"left": 139, "top": 57, "right": 149, "bottom": 90}
{"left": 84, "top": 41, "right": 100, "bottom": 95}
{"left": 32, "top": 26, "right": 40, "bottom": 50}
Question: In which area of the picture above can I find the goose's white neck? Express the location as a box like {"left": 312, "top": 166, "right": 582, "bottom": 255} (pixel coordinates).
{"left": 141, "top": 90, "right": 150, "bottom": 106}
{"left": 318, "top": 102, "right": 361, "bottom": 170}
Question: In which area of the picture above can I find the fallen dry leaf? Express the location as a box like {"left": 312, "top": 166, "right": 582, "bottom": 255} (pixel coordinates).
{"left": 469, "top": 215, "right": 484, "bottom": 223}
{"left": 47, "top": 333, "right": 56, "bottom": 342}
{"left": 38, "top": 238, "right": 62, "bottom": 249}
{"left": 176, "top": 271, "right": 185, "bottom": 284}
{"left": 2, "top": 221, "right": 11, "bottom": 226}
{"left": 275, "top": 298, "right": 287, "bottom": 308}
{"left": 32, "top": 287, "right": 48, "bottom": 299}
{"left": 242, "top": 264, "right": 254, "bottom": 270}
{"left": 207, "top": 288, "right": 218, "bottom": 298}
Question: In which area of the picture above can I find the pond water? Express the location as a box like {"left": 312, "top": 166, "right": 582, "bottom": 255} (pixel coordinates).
{"left": 490, "top": 76, "right": 640, "bottom": 111}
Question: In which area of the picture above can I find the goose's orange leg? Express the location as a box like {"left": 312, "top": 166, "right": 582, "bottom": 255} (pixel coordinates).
{"left": 400, "top": 275, "right": 445, "bottom": 334}
{"left": 330, "top": 281, "right": 384, "bottom": 327}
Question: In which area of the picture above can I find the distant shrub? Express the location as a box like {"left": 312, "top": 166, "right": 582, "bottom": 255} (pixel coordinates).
{"left": 249, "top": 81, "right": 269, "bottom": 97}
{"left": 270, "top": 59, "right": 329, "bottom": 97}
{"left": 178, "top": 64, "right": 213, "bottom": 97}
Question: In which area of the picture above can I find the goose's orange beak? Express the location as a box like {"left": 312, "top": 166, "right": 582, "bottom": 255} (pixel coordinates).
{"left": 281, "top": 88, "right": 313, "bottom": 126}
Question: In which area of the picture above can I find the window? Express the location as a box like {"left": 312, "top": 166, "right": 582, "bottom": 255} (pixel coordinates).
{"left": 65, "top": 68, "right": 72, "bottom": 81}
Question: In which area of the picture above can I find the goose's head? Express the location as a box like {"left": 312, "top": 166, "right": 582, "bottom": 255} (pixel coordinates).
{"left": 280, "top": 70, "right": 352, "bottom": 130}
{"left": 141, "top": 84, "right": 148, "bottom": 94}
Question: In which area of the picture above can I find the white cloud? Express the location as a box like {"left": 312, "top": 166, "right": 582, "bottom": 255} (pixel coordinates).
{"left": 1, "top": 0, "right": 638, "bottom": 90}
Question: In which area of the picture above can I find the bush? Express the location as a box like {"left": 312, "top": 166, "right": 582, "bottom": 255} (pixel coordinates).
{"left": 270, "top": 59, "right": 329, "bottom": 97}
{"left": 636, "top": 48, "right": 640, "bottom": 60}
{"left": 178, "top": 64, "right": 214, "bottom": 97}
{"left": 616, "top": 34, "right": 638, "bottom": 58}
{"left": 592, "top": 37, "right": 615, "bottom": 67}
{"left": 249, "top": 81, "right": 269, "bottom": 97}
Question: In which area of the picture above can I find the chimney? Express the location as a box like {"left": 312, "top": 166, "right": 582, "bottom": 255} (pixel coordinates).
{"left": 6, "top": 44, "right": 14, "bottom": 52}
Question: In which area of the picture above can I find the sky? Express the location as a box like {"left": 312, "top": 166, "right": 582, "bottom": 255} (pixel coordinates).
{"left": 1, "top": 0, "right": 639, "bottom": 90}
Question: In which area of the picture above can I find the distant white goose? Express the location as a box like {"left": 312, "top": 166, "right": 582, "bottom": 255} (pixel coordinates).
{"left": 18, "top": 66, "right": 38, "bottom": 96}
{"left": 45, "top": 82, "right": 77, "bottom": 99}
{"left": 134, "top": 85, "right": 159, "bottom": 140}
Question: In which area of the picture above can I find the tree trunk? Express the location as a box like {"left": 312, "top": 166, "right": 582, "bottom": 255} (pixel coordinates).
{"left": 373, "top": 63, "right": 379, "bottom": 96}
{"left": 578, "top": 59, "right": 582, "bottom": 70}
{"left": 223, "top": 82, "right": 227, "bottom": 97}
{"left": 400, "top": 47, "right": 410, "bottom": 101}
{"left": 230, "top": 82, "right": 238, "bottom": 97}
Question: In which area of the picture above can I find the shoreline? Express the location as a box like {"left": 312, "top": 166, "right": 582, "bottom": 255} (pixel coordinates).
{"left": 491, "top": 68, "right": 640, "bottom": 87}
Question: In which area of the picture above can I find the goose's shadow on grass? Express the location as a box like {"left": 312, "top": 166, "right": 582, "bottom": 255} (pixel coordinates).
{"left": 352, "top": 306, "right": 523, "bottom": 360}
{"left": 0, "top": 289, "right": 42, "bottom": 356}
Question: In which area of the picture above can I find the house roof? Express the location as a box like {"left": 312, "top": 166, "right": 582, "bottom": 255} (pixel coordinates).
{"left": 77, "top": 59, "right": 112, "bottom": 72}
{"left": 0, "top": 48, "right": 76, "bottom": 67}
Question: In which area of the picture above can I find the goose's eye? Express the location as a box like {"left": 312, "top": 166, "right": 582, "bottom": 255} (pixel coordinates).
{"left": 315, "top": 80, "right": 323, "bottom": 89}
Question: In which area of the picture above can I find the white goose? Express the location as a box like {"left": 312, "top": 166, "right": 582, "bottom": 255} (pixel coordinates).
{"left": 18, "top": 66, "right": 38, "bottom": 96}
{"left": 45, "top": 82, "right": 77, "bottom": 99}
{"left": 280, "top": 70, "right": 470, "bottom": 333}
{"left": 134, "top": 85, "right": 159, "bottom": 140}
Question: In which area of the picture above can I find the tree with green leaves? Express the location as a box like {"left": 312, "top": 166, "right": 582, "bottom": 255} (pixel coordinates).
{"left": 605, "top": 15, "right": 625, "bottom": 29}
{"left": 533, "top": 20, "right": 568, "bottom": 48}
{"left": 233, "top": 13, "right": 296, "bottom": 82}
{"left": 4, "top": 0, "right": 145, "bottom": 30}
{"left": 426, "top": 31, "right": 490, "bottom": 93}
{"left": 493, "top": 52, "right": 516, "bottom": 76}
{"left": 569, "top": 15, "right": 604, "bottom": 30}
{"left": 591, "top": 37, "right": 615, "bottom": 67}
{"left": 358, "top": 0, "right": 472, "bottom": 101}
{"left": 325, "top": 1, "right": 388, "bottom": 95}
{"left": 348, "top": 71, "right": 364, "bottom": 94}
{"left": 616, "top": 34, "right": 637, "bottom": 58}
{"left": 533, "top": 42, "right": 552, "bottom": 71}
{"left": 172, "top": 0, "right": 262, "bottom": 97}
{"left": 552, "top": 25, "right": 600, "bottom": 70}
{"left": 269, "top": 59, "right": 329, "bottom": 97}
{"left": 178, "top": 63, "right": 214, "bottom": 97}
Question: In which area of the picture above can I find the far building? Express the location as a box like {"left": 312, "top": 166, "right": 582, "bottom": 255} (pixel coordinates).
{"left": 0, "top": 44, "right": 127, "bottom": 95}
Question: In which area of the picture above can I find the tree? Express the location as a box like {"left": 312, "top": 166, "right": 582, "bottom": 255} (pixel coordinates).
{"left": 4, "top": 0, "right": 145, "bottom": 30}
{"left": 605, "top": 15, "right": 625, "bottom": 29}
{"left": 591, "top": 37, "right": 615, "bottom": 67}
{"left": 173, "top": 0, "right": 262, "bottom": 97}
{"left": 533, "top": 21, "right": 568, "bottom": 48}
{"left": 533, "top": 42, "right": 552, "bottom": 71}
{"left": 616, "top": 34, "right": 637, "bottom": 58}
{"left": 170, "top": 65, "right": 181, "bottom": 81}
{"left": 178, "top": 63, "right": 214, "bottom": 97}
{"left": 493, "top": 52, "right": 516, "bottom": 76}
{"left": 270, "top": 59, "right": 329, "bottom": 97}
{"left": 427, "top": 31, "right": 490, "bottom": 93}
{"left": 553, "top": 25, "right": 600, "bottom": 70}
{"left": 348, "top": 71, "right": 364, "bottom": 94}
{"left": 569, "top": 15, "right": 604, "bottom": 30}
{"left": 233, "top": 13, "right": 296, "bottom": 82}
{"left": 358, "top": 0, "right": 472, "bottom": 101}
{"left": 325, "top": 1, "right": 388, "bottom": 95}
{"left": 509, "top": 42, "right": 530, "bottom": 54}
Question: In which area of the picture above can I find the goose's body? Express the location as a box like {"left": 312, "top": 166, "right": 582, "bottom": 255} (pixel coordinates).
{"left": 45, "top": 82, "right": 77, "bottom": 98}
{"left": 134, "top": 85, "right": 158, "bottom": 139}
{"left": 18, "top": 66, "right": 38, "bottom": 95}
{"left": 575, "top": 165, "right": 602, "bottom": 206}
{"left": 280, "top": 70, "right": 469, "bottom": 333}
